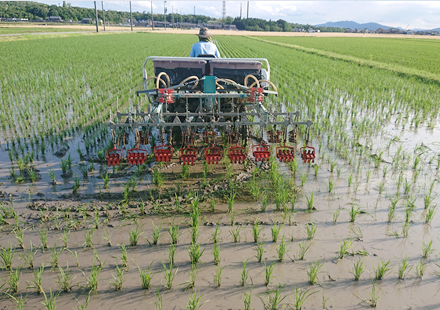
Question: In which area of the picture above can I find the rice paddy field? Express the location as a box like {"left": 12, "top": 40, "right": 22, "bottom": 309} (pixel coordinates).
{"left": 1, "top": 31, "right": 440, "bottom": 309}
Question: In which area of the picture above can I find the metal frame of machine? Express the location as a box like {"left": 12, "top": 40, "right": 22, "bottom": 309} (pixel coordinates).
{"left": 107, "top": 56, "right": 315, "bottom": 166}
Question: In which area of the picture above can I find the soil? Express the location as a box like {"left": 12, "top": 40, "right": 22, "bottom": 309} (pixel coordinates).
{"left": 1, "top": 126, "right": 440, "bottom": 310}
{"left": 2, "top": 23, "right": 440, "bottom": 40}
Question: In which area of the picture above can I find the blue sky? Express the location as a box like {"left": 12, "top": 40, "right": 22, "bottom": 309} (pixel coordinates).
{"left": 40, "top": 1, "right": 440, "bottom": 30}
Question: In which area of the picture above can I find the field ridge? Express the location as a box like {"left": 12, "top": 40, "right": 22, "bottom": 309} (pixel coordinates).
{"left": 247, "top": 35, "right": 440, "bottom": 85}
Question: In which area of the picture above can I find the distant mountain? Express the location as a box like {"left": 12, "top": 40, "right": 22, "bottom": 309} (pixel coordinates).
{"left": 315, "top": 20, "right": 398, "bottom": 31}
{"left": 431, "top": 27, "right": 440, "bottom": 32}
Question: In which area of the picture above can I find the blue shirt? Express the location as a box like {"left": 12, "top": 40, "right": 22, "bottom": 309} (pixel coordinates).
{"left": 190, "top": 41, "right": 221, "bottom": 58}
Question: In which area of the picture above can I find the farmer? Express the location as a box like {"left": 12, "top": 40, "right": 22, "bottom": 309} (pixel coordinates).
{"left": 189, "top": 27, "right": 220, "bottom": 58}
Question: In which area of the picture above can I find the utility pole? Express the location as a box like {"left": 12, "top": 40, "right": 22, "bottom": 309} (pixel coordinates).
{"left": 130, "top": 1, "right": 133, "bottom": 31}
{"left": 247, "top": 1, "right": 249, "bottom": 19}
{"left": 164, "top": 1, "right": 166, "bottom": 30}
{"left": 101, "top": 1, "right": 105, "bottom": 31}
{"left": 172, "top": 4, "right": 174, "bottom": 29}
{"left": 94, "top": 1, "right": 99, "bottom": 32}
{"left": 240, "top": 2, "right": 242, "bottom": 19}
{"left": 151, "top": 1, "right": 154, "bottom": 30}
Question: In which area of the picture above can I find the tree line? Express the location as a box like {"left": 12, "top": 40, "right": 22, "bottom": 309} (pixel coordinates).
{"left": 0, "top": 1, "right": 348, "bottom": 32}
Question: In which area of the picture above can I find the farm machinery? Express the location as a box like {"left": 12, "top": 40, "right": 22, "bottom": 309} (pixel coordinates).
{"left": 107, "top": 56, "right": 315, "bottom": 167}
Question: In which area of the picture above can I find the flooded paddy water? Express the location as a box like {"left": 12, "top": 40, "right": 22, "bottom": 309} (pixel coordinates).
{"left": 1, "top": 32, "right": 440, "bottom": 310}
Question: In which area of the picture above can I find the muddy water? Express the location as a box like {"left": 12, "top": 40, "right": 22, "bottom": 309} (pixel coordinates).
{"left": 1, "top": 119, "right": 440, "bottom": 310}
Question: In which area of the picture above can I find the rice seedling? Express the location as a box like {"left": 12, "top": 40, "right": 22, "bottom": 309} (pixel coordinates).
{"left": 210, "top": 198, "right": 215, "bottom": 213}
{"left": 149, "top": 221, "right": 162, "bottom": 245}
{"left": 364, "top": 280, "right": 380, "bottom": 307}
{"left": 163, "top": 261, "right": 178, "bottom": 290}
{"left": 109, "top": 262, "right": 124, "bottom": 291}
{"left": 378, "top": 181, "right": 385, "bottom": 194}
{"left": 300, "top": 172, "right": 308, "bottom": 186}
{"left": 264, "top": 261, "right": 277, "bottom": 286}
{"left": 169, "top": 244, "right": 176, "bottom": 265}
{"left": 188, "top": 242, "right": 205, "bottom": 264}
{"left": 129, "top": 221, "right": 143, "bottom": 246}
{"left": 259, "top": 284, "right": 286, "bottom": 309}
{"left": 83, "top": 229, "right": 94, "bottom": 248}
{"left": 186, "top": 288, "right": 208, "bottom": 310}
{"left": 191, "top": 222, "right": 200, "bottom": 244}
{"left": 228, "top": 190, "right": 236, "bottom": 213}
{"left": 252, "top": 218, "right": 262, "bottom": 243}
{"left": 298, "top": 241, "right": 312, "bottom": 260}
{"left": 327, "top": 178, "right": 334, "bottom": 193}
{"left": 350, "top": 258, "right": 365, "bottom": 281}
{"left": 72, "top": 174, "right": 81, "bottom": 194}
{"left": 83, "top": 262, "right": 103, "bottom": 294}
{"left": 416, "top": 259, "right": 427, "bottom": 278}
{"left": 307, "top": 261, "right": 324, "bottom": 285}
{"left": 305, "top": 193, "right": 316, "bottom": 212}
{"left": 229, "top": 224, "right": 241, "bottom": 243}
{"left": 14, "top": 229, "right": 25, "bottom": 249}
{"left": 61, "top": 159, "right": 69, "bottom": 174}
{"left": 425, "top": 206, "right": 437, "bottom": 224}
{"left": 422, "top": 240, "right": 433, "bottom": 259}
{"left": 93, "top": 248, "right": 104, "bottom": 268}
{"left": 7, "top": 293, "right": 27, "bottom": 310}
{"left": 243, "top": 287, "right": 252, "bottom": 310}
{"left": 331, "top": 208, "right": 342, "bottom": 223}
{"left": 153, "top": 288, "right": 164, "bottom": 310}
{"left": 314, "top": 164, "right": 319, "bottom": 177}
{"left": 119, "top": 244, "right": 129, "bottom": 267}
{"left": 181, "top": 164, "right": 190, "bottom": 180}
{"left": 306, "top": 222, "right": 317, "bottom": 240}
{"left": 255, "top": 241, "right": 265, "bottom": 263}
{"left": 403, "top": 179, "right": 413, "bottom": 195}
{"left": 56, "top": 261, "right": 75, "bottom": 292}
{"left": 240, "top": 259, "right": 249, "bottom": 286}
{"left": 28, "top": 167, "right": 37, "bottom": 183}
{"left": 348, "top": 173, "right": 353, "bottom": 187}
{"left": 271, "top": 223, "right": 283, "bottom": 242}
{"left": 3, "top": 268, "right": 21, "bottom": 293}
{"left": 169, "top": 219, "right": 181, "bottom": 245}
{"left": 424, "top": 192, "right": 435, "bottom": 210}
{"left": 184, "top": 264, "right": 199, "bottom": 291}
{"left": 277, "top": 236, "right": 287, "bottom": 262}
{"left": 138, "top": 262, "right": 154, "bottom": 289}
{"left": 68, "top": 249, "right": 80, "bottom": 267}
{"left": 26, "top": 264, "right": 45, "bottom": 294}
{"left": 103, "top": 229, "right": 112, "bottom": 246}
{"left": 398, "top": 256, "right": 412, "bottom": 280}
{"left": 290, "top": 158, "right": 298, "bottom": 175}
{"left": 374, "top": 260, "right": 391, "bottom": 280}
{"left": 49, "top": 243, "right": 63, "bottom": 268}
{"left": 19, "top": 241, "right": 37, "bottom": 269}
{"left": 102, "top": 172, "right": 109, "bottom": 189}
{"left": 291, "top": 287, "right": 317, "bottom": 310}
{"left": 349, "top": 203, "right": 361, "bottom": 222}
{"left": 338, "top": 238, "right": 353, "bottom": 259}
{"left": 39, "top": 228, "right": 48, "bottom": 251}
{"left": 60, "top": 229, "right": 70, "bottom": 248}
{"left": 212, "top": 220, "right": 221, "bottom": 243}
{"left": 41, "top": 289, "right": 59, "bottom": 310}
{"left": 212, "top": 243, "right": 220, "bottom": 265}
{"left": 214, "top": 263, "right": 225, "bottom": 288}
{"left": 1, "top": 243, "right": 15, "bottom": 270}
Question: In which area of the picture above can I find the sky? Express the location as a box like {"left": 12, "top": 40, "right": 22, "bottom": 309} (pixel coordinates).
{"left": 40, "top": 1, "right": 440, "bottom": 30}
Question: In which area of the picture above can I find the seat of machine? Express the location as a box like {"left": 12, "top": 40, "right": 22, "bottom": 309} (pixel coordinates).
{"left": 209, "top": 60, "right": 262, "bottom": 86}
{"left": 153, "top": 59, "right": 207, "bottom": 86}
